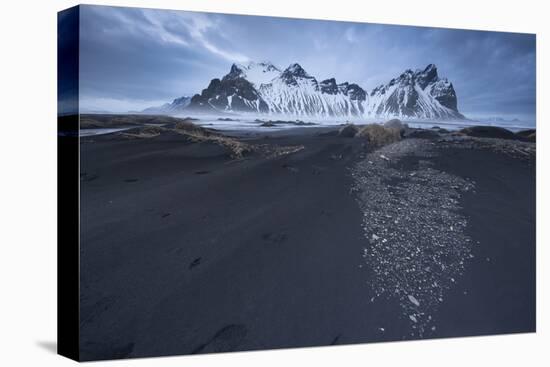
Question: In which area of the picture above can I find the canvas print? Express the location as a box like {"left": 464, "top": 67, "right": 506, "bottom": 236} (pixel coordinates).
{"left": 57, "top": 4, "right": 536, "bottom": 361}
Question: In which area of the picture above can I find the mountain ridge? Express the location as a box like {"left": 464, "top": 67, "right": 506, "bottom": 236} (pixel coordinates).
{"left": 148, "top": 61, "right": 465, "bottom": 120}
{"left": 141, "top": 96, "right": 192, "bottom": 114}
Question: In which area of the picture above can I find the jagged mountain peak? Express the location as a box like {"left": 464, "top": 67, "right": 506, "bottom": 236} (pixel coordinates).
{"left": 235, "top": 61, "right": 280, "bottom": 72}
{"left": 224, "top": 61, "right": 281, "bottom": 87}
{"left": 339, "top": 83, "right": 367, "bottom": 101}
{"left": 320, "top": 78, "right": 338, "bottom": 94}
{"left": 223, "top": 65, "right": 243, "bottom": 81}
{"left": 421, "top": 63, "right": 437, "bottom": 74}
{"left": 256, "top": 61, "right": 280, "bottom": 70}
{"left": 278, "top": 63, "right": 317, "bottom": 89}
{"left": 283, "top": 63, "right": 310, "bottom": 78}
{"left": 371, "top": 64, "right": 441, "bottom": 93}
{"left": 415, "top": 63, "right": 439, "bottom": 89}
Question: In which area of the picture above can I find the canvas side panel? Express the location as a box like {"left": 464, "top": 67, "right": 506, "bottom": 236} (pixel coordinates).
{"left": 57, "top": 5, "right": 80, "bottom": 362}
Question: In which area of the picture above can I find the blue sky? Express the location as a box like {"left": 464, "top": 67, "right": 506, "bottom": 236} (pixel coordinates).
{"left": 78, "top": 5, "right": 536, "bottom": 120}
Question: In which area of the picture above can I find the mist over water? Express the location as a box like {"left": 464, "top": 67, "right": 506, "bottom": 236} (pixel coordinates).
{"left": 170, "top": 113, "right": 536, "bottom": 133}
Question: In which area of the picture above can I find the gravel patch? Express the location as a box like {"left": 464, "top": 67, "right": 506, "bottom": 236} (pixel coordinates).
{"left": 351, "top": 139, "right": 476, "bottom": 337}
{"left": 439, "top": 134, "right": 535, "bottom": 160}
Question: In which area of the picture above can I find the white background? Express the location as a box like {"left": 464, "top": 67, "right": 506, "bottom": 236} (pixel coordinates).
{"left": 0, "top": 0, "right": 547, "bottom": 365}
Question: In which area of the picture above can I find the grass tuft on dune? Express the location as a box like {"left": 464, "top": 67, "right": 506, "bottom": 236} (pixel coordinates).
{"left": 338, "top": 123, "right": 402, "bottom": 147}
{"left": 173, "top": 120, "right": 252, "bottom": 159}
{"left": 356, "top": 124, "right": 402, "bottom": 147}
{"left": 121, "top": 125, "right": 166, "bottom": 139}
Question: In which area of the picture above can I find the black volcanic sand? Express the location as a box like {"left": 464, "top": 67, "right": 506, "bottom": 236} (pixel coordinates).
{"left": 79, "top": 127, "right": 535, "bottom": 360}
{"left": 431, "top": 146, "right": 535, "bottom": 337}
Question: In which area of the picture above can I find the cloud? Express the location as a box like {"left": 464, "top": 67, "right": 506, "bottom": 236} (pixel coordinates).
{"left": 84, "top": 6, "right": 249, "bottom": 63}
{"left": 140, "top": 9, "right": 250, "bottom": 63}
{"left": 140, "top": 10, "right": 190, "bottom": 46}
{"left": 199, "top": 38, "right": 250, "bottom": 63}
{"left": 344, "top": 27, "right": 357, "bottom": 43}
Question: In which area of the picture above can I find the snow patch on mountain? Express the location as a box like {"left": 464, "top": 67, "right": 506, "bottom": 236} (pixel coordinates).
{"left": 228, "top": 61, "right": 281, "bottom": 88}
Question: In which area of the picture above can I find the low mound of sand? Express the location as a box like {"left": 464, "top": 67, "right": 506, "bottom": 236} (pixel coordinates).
{"left": 459, "top": 126, "right": 517, "bottom": 140}
{"left": 338, "top": 124, "right": 360, "bottom": 138}
{"left": 404, "top": 129, "right": 441, "bottom": 139}
{"left": 516, "top": 129, "right": 536, "bottom": 142}
{"left": 80, "top": 114, "right": 185, "bottom": 129}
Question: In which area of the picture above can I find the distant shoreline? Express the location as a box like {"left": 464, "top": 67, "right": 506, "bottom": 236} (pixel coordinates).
{"left": 74, "top": 113, "right": 536, "bottom": 137}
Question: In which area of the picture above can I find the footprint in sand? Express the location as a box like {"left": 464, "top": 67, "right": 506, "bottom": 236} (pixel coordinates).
{"left": 189, "top": 257, "right": 202, "bottom": 269}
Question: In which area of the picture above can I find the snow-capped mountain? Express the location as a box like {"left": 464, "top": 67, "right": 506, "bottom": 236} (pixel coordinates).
{"left": 187, "top": 62, "right": 370, "bottom": 118}
{"left": 258, "top": 63, "right": 368, "bottom": 117}
{"left": 141, "top": 96, "right": 191, "bottom": 114}
{"left": 188, "top": 67, "right": 269, "bottom": 113}
{"left": 158, "top": 61, "right": 465, "bottom": 120}
{"left": 368, "top": 64, "right": 463, "bottom": 119}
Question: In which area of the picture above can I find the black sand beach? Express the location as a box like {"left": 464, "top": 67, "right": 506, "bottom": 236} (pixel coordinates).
{"left": 78, "top": 116, "right": 535, "bottom": 360}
